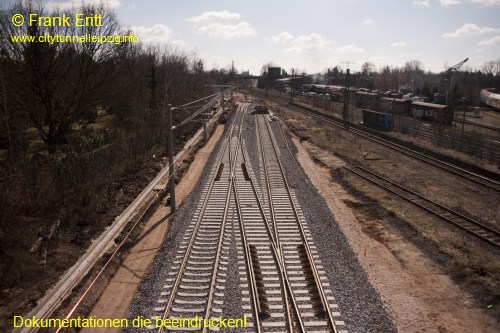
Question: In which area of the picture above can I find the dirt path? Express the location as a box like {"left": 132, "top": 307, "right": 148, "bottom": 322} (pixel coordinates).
{"left": 81, "top": 125, "right": 225, "bottom": 333}
{"left": 292, "top": 137, "right": 499, "bottom": 333}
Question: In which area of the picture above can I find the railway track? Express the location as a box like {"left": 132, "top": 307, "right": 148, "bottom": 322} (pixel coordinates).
{"left": 154, "top": 104, "right": 245, "bottom": 332}
{"left": 344, "top": 165, "right": 500, "bottom": 248}
{"left": 254, "top": 92, "right": 500, "bottom": 248}
{"left": 253, "top": 114, "right": 343, "bottom": 332}
{"left": 250, "top": 90, "right": 499, "bottom": 191}
{"left": 281, "top": 100, "right": 500, "bottom": 192}
{"left": 152, "top": 102, "right": 347, "bottom": 332}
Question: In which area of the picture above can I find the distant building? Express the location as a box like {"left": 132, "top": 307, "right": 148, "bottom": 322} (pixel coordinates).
{"left": 274, "top": 76, "right": 309, "bottom": 91}
{"left": 267, "top": 67, "right": 282, "bottom": 88}
{"left": 268, "top": 67, "right": 281, "bottom": 78}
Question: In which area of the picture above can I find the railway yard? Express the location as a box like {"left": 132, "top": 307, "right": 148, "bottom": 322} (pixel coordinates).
{"left": 8, "top": 93, "right": 499, "bottom": 333}
{"left": 3, "top": 2, "right": 500, "bottom": 333}
{"left": 124, "top": 100, "right": 396, "bottom": 332}
{"left": 115, "top": 93, "right": 498, "bottom": 332}
{"left": 247, "top": 93, "right": 499, "bottom": 331}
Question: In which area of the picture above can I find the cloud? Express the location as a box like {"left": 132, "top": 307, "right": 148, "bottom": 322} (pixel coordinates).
{"left": 414, "top": 0, "right": 500, "bottom": 7}
{"left": 412, "top": 0, "right": 431, "bottom": 7}
{"left": 443, "top": 23, "right": 500, "bottom": 37}
{"left": 269, "top": 32, "right": 335, "bottom": 53}
{"left": 439, "top": 0, "right": 500, "bottom": 5}
{"left": 280, "top": 33, "right": 335, "bottom": 53}
{"left": 187, "top": 10, "right": 240, "bottom": 24}
{"left": 188, "top": 10, "right": 256, "bottom": 39}
{"left": 337, "top": 44, "right": 365, "bottom": 53}
{"left": 363, "top": 19, "right": 375, "bottom": 25}
{"left": 195, "top": 22, "right": 256, "bottom": 38}
{"left": 469, "top": 0, "right": 500, "bottom": 5}
{"left": 439, "top": 0, "right": 461, "bottom": 6}
{"left": 478, "top": 36, "right": 500, "bottom": 45}
{"left": 131, "top": 24, "right": 173, "bottom": 44}
{"left": 271, "top": 31, "right": 294, "bottom": 43}
{"left": 45, "top": 0, "right": 121, "bottom": 11}
{"left": 390, "top": 42, "right": 406, "bottom": 47}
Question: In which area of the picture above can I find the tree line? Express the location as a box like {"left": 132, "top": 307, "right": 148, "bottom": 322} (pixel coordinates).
{"left": 323, "top": 60, "right": 500, "bottom": 105}
{"left": 261, "top": 58, "right": 500, "bottom": 105}
{"left": 0, "top": 1, "right": 231, "bottom": 288}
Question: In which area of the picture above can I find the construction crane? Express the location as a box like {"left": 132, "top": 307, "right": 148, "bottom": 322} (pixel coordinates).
{"left": 445, "top": 57, "right": 469, "bottom": 75}
{"left": 443, "top": 57, "right": 469, "bottom": 105}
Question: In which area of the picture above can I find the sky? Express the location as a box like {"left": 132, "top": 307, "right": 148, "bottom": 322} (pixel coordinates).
{"left": 41, "top": 0, "right": 500, "bottom": 75}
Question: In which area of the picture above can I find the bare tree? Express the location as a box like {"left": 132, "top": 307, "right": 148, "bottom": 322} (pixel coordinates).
{"left": 405, "top": 60, "right": 424, "bottom": 73}
{"left": 404, "top": 60, "right": 425, "bottom": 92}
{"left": 0, "top": 2, "right": 121, "bottom": 153}
{"left": 481, "top": 60, "right": 500, "bottom": 76}
{"left": 375, "top": 66, "right": 406, "bottom": 92}
{"left": 361, "top": 61, "right": 376, "bottom": 76}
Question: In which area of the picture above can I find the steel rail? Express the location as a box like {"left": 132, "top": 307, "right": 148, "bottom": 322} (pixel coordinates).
{"left": 156, "top": 105, "right": 243, "bottom": 333}
{"left": 277, "top": 120, "right": 312, "bottom": 186}
{"left": 265, "top": 90, "right": 500, "bottom": 162}
{"left": 13, "top": 104, "right": 231, "bottom": 333}
{"left": 231, "top": 129, "right": 281, "bottom": 332}
{"left": 239, "top": 111, "right": 294, "bottom": 331}
{"left": 346, "top": 126, "right": 500, "bottom": 192}
{"left": 259, "top": 114, "right": 339, "bottom": 333}
{"left": 253, "top": 89, "right": 499, "bottom": 192}
{"left": 232, "top": 177, "right": 263, "bottom": 333}
{"left": 240, "top": 141, "right": 300, "bottom": 333}
{"left": 254, "top": 114, "right": 297, "bottom": 332}
{"left": 218, "top": 104, "right": 301, "bottom": 332}
{"left": 257, "top": 115, "right": 307, "bottom": 332}
{"left": 283, "top": 101, "right": 500, "bottom": 192}
{"left": 255, "top": 115, "right": 281, "bottom": 255}
{"left": 158, "top": 102, "right": 301, "bottom": 333}
{"left": 200, "top": 107, "right": 246, "bottom": 333}
{"left": 344, "top": 165, "right": 500, "bottom": 248}
{"left": 242, "top": 146, "right": 294, "bottom": 332}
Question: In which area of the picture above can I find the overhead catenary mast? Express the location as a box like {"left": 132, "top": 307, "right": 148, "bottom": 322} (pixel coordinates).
{"left": 341, "top": 61, "right": 356, "bottom": 129}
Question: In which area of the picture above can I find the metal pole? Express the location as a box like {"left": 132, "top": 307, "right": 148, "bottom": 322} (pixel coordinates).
{"left": 204, "top": 121, "right": 207, "bottom": 143}
{"left": 460, "top": 106, "right": 466, "bottom": 149}
{"left": 167, "top": 104, "right": 176, "bottom": 212}
{"left": 343, "top": 68, "right": 350, "bottom": 129}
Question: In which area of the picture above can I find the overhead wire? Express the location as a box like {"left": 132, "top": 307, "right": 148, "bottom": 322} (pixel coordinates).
{"left": 53, "top": 94, "right": 237, "bottom": 333}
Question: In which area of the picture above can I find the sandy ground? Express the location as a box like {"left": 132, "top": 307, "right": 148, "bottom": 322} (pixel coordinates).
{"left": 292, "top": 95, "right": 499, "bottom": 174}
{"left": 81, "top": 125, "right": 225, "bottom": 333}
{"left": 292, "top": 136, "right": 499, "bottom": 333}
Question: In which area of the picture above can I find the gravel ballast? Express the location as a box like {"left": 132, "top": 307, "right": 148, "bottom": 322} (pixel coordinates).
{"left": 124, "top": 105, "right": 396, "bottom": 333}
